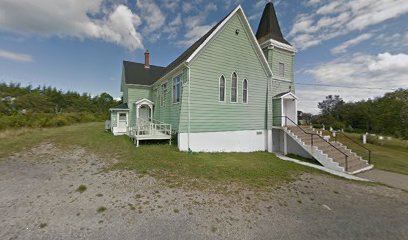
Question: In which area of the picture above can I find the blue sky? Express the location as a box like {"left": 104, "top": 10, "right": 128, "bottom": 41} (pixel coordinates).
{"left": 0, "top": 0, "right": 407, "bottom": 113}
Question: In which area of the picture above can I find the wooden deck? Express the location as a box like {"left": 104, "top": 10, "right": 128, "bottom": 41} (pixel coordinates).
{"left": 128, "top": 119, "right": 172, "bottom": 147}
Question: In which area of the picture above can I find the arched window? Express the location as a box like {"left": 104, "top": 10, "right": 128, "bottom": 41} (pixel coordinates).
{"left": 231, "top": 72, "right": 237, "bottom": 102}
{"left": 219, "top": 75, "right": 226, "bottom": 101}
{"left": 243, "top": 79, "right": 248, "bottom": 103}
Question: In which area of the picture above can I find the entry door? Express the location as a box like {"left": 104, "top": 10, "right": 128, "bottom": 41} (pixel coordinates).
{"left": 139, "top": 106, "right": 150, "bottom": 120}
{"left": 117, "top": 112, "right": 128, "bottom": 132}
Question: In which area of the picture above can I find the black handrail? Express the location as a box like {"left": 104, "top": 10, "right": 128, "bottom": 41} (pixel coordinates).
{"left": 274, "top": 116, "right": 350, "bottom": 171}
{"left": 333, "top": 131, "right": 372, "bottom": 164}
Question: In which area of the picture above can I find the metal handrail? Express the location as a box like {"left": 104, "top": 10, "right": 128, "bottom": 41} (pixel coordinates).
{"left": 275, "top": 116, "right": 350, "bottom": 171}
{"left": 333, "top": 131, "right": 372, "bottom": 164}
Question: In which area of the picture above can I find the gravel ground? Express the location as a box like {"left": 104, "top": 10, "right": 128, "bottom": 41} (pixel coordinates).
{"left": 0, "top": 143, "right": 407, "bottom": 240}
{"left": 357, "top": 168, "right": 408, "bottom": 191}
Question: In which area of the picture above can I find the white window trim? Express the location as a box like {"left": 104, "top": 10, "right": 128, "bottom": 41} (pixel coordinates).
{"left": 160, "top": 83, "right": 167, "bottom": 107}
{"left": 242, "top": 79, "right": 248, "bottom": 104}
{"left": 279, "top": 62, "right": 285, "bottom": 78}
{"left": 230, "top": 72, "right": 238, "bottom": 103}
{"left": 218, "top": 75, "right": 226, "bottom": 102}
{"left": 172, "top": 74, "right": 182, "bottom": 104}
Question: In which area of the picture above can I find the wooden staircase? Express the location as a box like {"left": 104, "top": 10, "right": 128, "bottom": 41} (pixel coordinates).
{"left": 284, "top": 125, "right": 373, "bottom": 174}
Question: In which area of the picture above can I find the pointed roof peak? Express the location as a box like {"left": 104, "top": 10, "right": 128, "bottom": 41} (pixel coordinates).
{"left": 256, "top": 1, "right": 291, "bottom": 46}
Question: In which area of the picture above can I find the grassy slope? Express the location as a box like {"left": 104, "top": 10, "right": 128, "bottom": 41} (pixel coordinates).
{"left": 0, "top": 122, "right": 318, "bottom": 187}
{"left": 329, "top": 132, "right": 408, "bottom": 175}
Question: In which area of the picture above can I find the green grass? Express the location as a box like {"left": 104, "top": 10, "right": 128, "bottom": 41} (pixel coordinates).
{"left": 96, "top": 206, "right": 107, "bottom": 213}
{"left": 325, "top": 131, "right": 408, "bottom": 175}
{"left": 0, "top": 122, "right": 320, "bottom": 187}
{"left": 76, "top": 184, "right": 87, "bottom": 193}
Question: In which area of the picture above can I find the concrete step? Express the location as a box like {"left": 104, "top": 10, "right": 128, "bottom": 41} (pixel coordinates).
{"left": 286, "top": 126, "right": 369, "bottom": 174}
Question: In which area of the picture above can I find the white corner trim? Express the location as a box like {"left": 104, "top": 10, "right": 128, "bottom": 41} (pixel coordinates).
{"left": 260, "top": 39, "right": 297, "bottom": 53}
{"left": 239, "top": 6, "right": 273, "bottom": 77}
{"left": 276, "top": 154, "right": 371, "bottom": 182}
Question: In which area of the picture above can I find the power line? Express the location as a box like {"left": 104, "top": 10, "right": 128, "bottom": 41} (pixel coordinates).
{"left": 295, "top": 82, "right": 399, "bottom": 91}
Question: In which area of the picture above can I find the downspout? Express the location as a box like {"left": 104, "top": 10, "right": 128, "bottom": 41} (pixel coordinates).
{"left": 183, "top": 62, "right": 191, "bottom": 152}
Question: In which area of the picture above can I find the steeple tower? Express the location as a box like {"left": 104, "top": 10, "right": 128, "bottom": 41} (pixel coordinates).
{"left": 256, "top": 1, "right": 291, "bottom": 46}
{"left": 257, "top": 1, "right": 296, "bottom": 94}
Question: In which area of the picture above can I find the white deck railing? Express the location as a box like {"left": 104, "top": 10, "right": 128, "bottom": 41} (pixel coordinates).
{"left": 128, "top": 118, "right": 172, "bottom": 137}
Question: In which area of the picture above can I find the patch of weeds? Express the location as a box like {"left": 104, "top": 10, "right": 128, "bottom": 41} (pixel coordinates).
{"left": 211, "top": 226, "right": 217, "bottom": 233}
{"left": 76, "top": 184, "right": 87, "bottom": 193}
{"left": 39, "top": 223, "right": 47, "bottom": 229}
{"left": 135, "top": 194, "right": 142, "bottom": 199}
{"left": 96, "top": 193, "right": 103, "bottom": 197}
{"left": 173, "top": 208, "right": 180, "bottom": 213}
{"left": 98, "top": 220, "right": 103, "bottom": 224}
{"left": 76, "top": 213, "right": 80, "bottom": 216}
{"left": 333, "top": 190, "right": 339, "bottom": 194}
{"left": 97, "top": 206, "right": 107, "bottom": 213}
{"left": 128, "top": 203, "right": 136, "bottom": 210}
{"left": 297, "top": 199, "right": 302, "bottom": 204}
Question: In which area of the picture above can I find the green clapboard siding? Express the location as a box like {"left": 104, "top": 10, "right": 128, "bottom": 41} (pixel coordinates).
{"left": 127, "top": 86, "right": 152, "bottom": 126}
{"left": 151, "top": 68, "right": 186, "bottom": 132}
{"left": 110, "top": 111, "right": 118, "bottom": 127}
{"left": 181, "top": 14, "right": 270, "bottom": 133}
{"left": 264, "top": 44, "right": 295, "bottom": 96}
{"left": 272, "top": 98, "right": 281, "bottom": 126}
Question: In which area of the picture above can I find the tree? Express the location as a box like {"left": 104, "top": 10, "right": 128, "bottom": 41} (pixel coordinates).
{"left": 318, "top": 95, "right": 344, "bottom": 116}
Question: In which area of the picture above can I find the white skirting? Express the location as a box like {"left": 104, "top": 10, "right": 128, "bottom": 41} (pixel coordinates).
{"left": 178, "top": 130, "right": 271, "bottom": 152}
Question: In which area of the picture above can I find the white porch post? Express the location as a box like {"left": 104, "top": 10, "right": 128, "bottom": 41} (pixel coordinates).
{"left": 281, "top": 98, "right": 285, "bottom": 127}
{"left": 136, "top": 105, "right": 140, "bottom": 119}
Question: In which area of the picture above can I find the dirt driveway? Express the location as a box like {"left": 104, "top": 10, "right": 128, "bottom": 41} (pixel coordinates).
{"left": 1, "top": 143, "right": 407, "bottom": 240}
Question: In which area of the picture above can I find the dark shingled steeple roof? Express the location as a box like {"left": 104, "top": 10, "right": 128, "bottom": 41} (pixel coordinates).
{"left": 256, "top": 2, "right": 291, "bottom": 46}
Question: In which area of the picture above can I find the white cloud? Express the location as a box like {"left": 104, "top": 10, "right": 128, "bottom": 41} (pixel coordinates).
{"left": 162, "top": 0, "right": 180, "bottom": 11}
{"left": 136, "top": 0, "right": 165, "bottom": 36}
{"left": 177, "top": 2, "right": 218, "bottom": 47}
{"left": 331, "top": 33, "right": 373, "bottom": 54}
{"left": 0, "top": 49, "right": 33, "bottom": 62}
{"left": 164, "top": 14, "right": 182, "bottom": 39}
{"left": 0, "top": 0, "right": 144, "bottom": 50}
{"left": 306, "top": 0, "right": 322, "bottom": 6}
{"left": 297, "top": 52, "right": 408, "bottom": 113}
{"left": 404, "top": 33, "right": 408, "bottom": 46}
{"left": 368, "top": 52, "right": 408, "bottom": 71}
{"left": 224, "top": 0, "right": 242, "bottom": 10}
{"left": 290, "top": 0, "right": 408, "bottom": 50}
{"left": 182, "top": 2, "right": 194, "bottom": 13}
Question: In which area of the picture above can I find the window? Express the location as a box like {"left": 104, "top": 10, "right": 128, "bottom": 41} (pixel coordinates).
{"left": 219, "top": 75, "right": 226, "bottom": 101}
{"left": 119, "top": 113, "right": 126, "bottom": 121}
{"left": 231, "top": 72, "right": 237, "bottom": 102}
{"left": 243, "top": 79, "right": 248, "bottom": 103}
{"left": 160, "top": 83, "right": 167, "bottom": 107}
{"left": 173, "top": 75, "right": 181, "bottom": 103}
{"left": 279, "top": 62, "right": 285, "bottom": 77}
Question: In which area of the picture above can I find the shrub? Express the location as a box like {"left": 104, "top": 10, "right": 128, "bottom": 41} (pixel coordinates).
{"left": 0, "top": 112, "right": 103, "bottom": 130}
